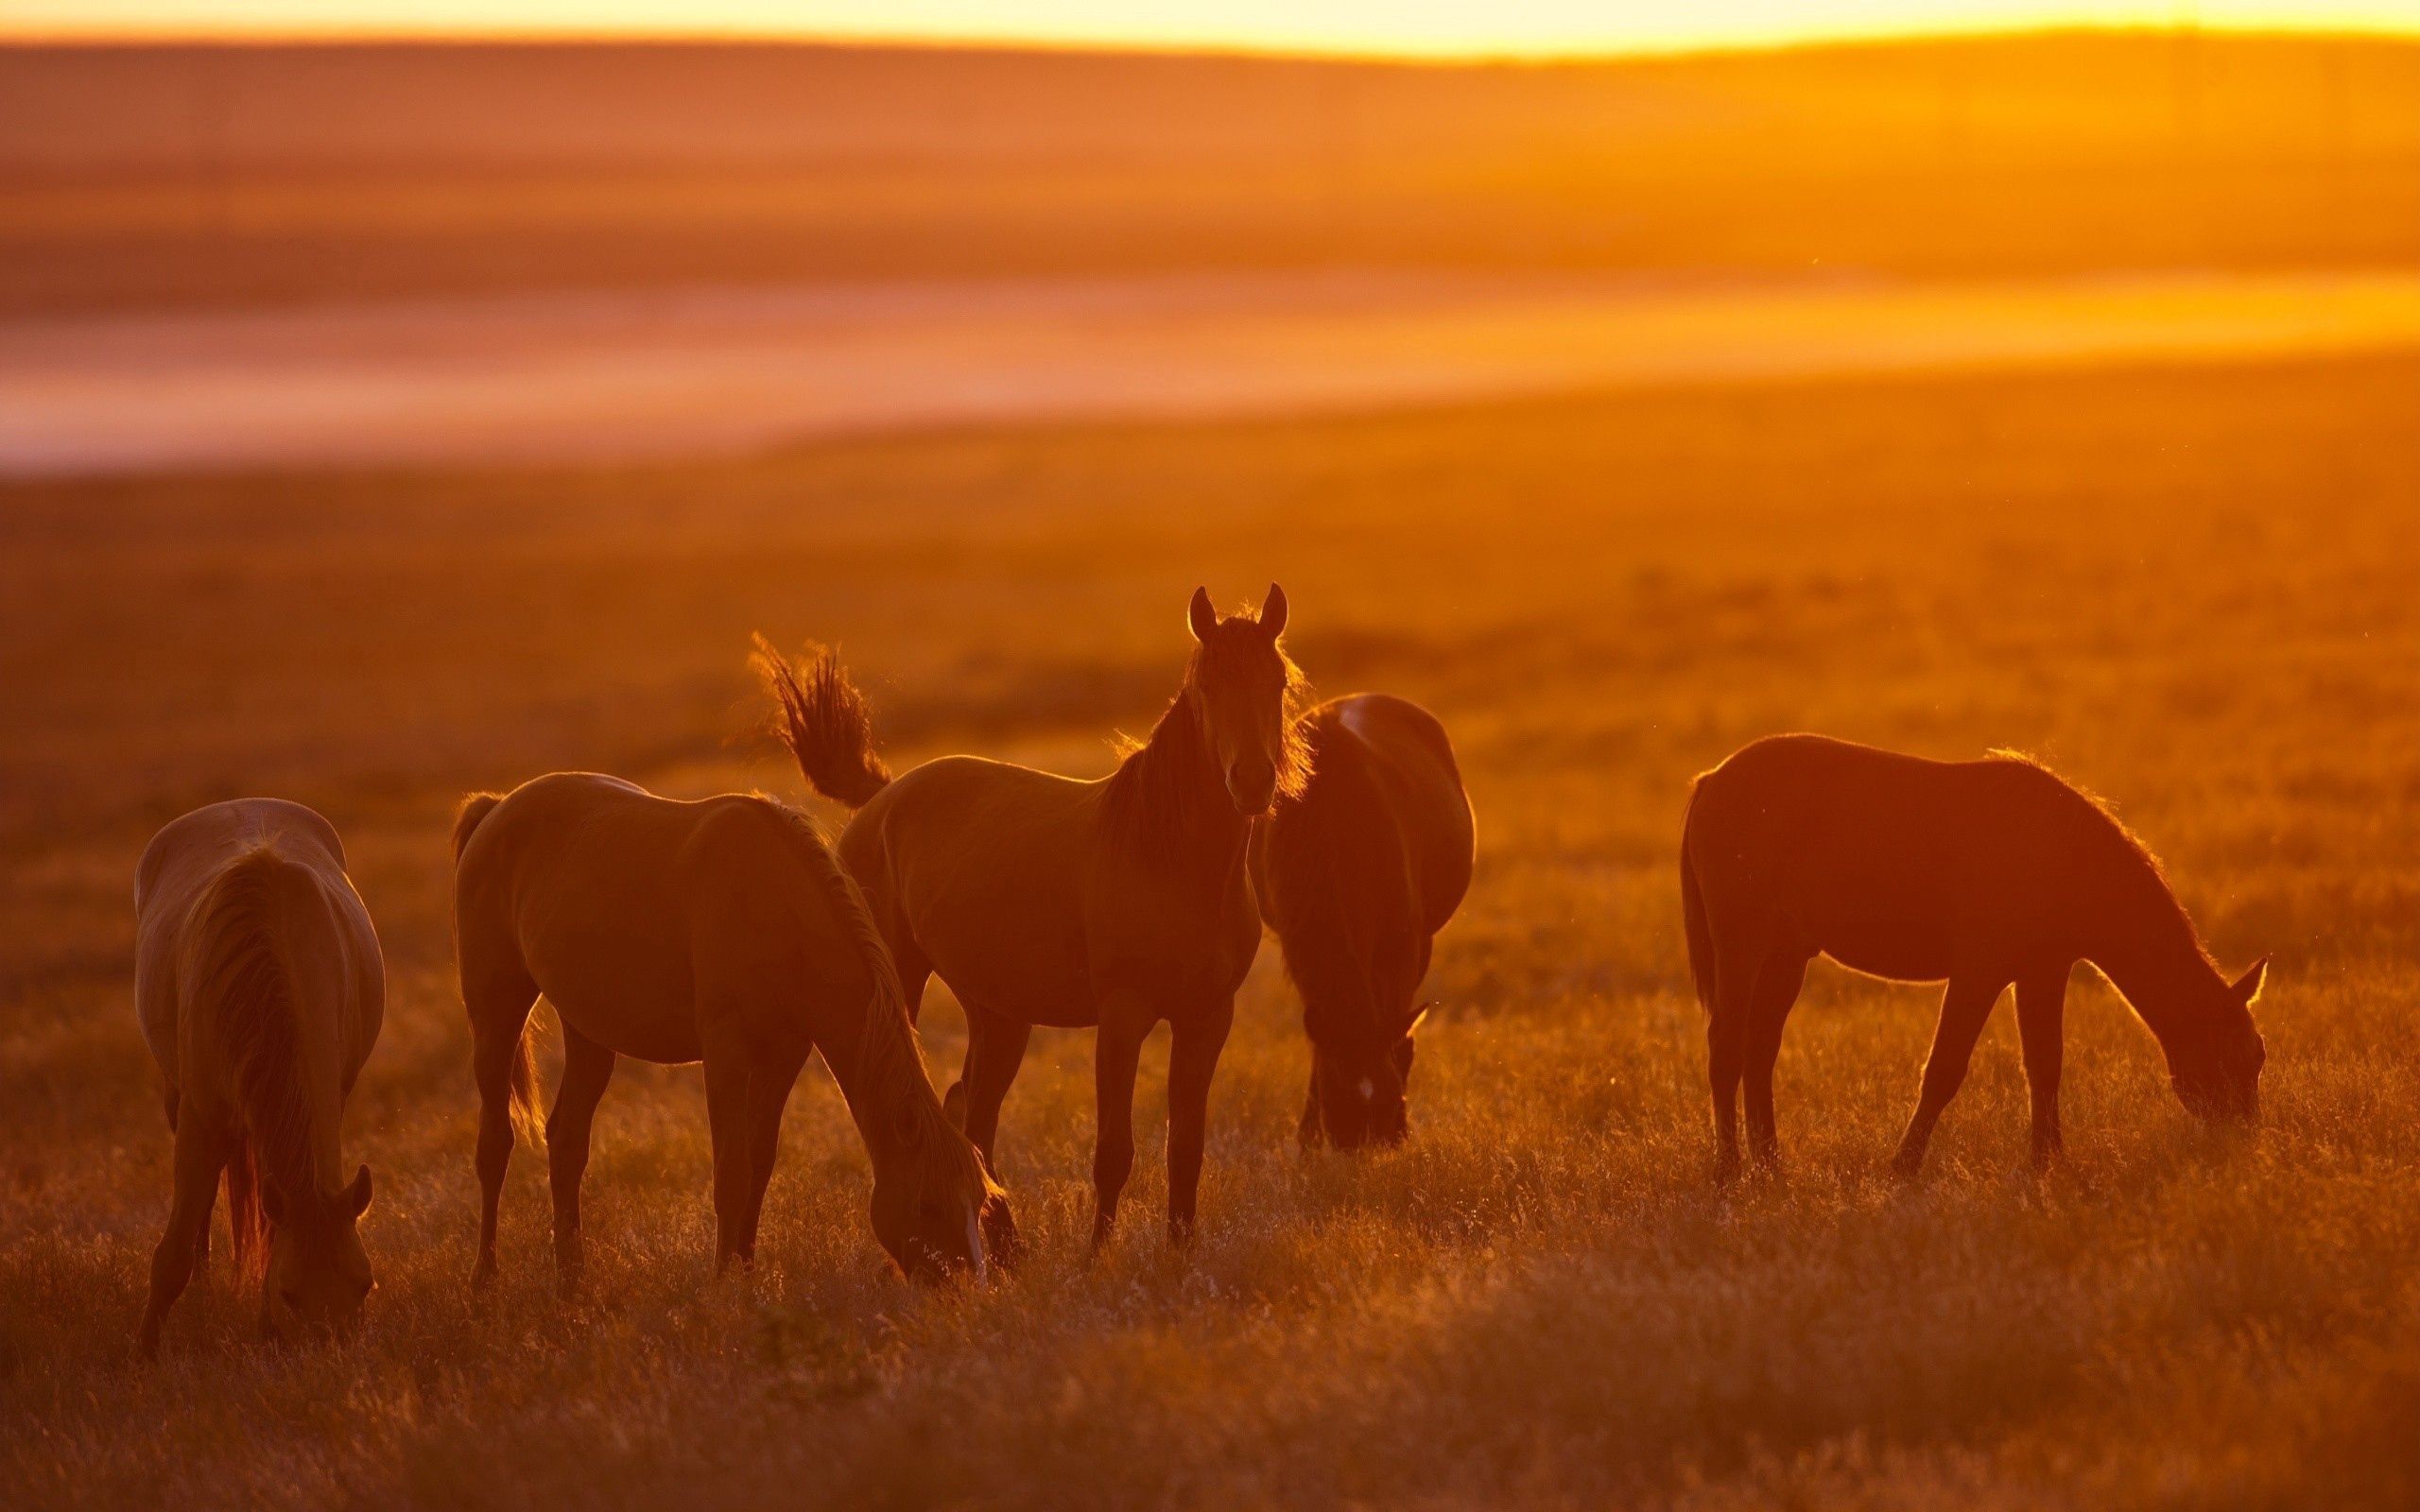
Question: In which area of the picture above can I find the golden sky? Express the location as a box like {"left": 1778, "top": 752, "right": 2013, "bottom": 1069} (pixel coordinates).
{"left": 8, "top": 1, "right": 2420, "bottom": 55}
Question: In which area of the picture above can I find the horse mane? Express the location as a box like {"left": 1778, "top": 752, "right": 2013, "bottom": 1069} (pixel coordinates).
{"left": 755, "top": 799, "right": 986, "bottom": 1194}
{"left": 1103, "top": 617, "right": 1310, "bottom": 855}
{"left": 1989, "top": 747, "right": 2215, "bottom": 969}
{"left": 180, "top": 846, "right": 321, "bottom": 1276}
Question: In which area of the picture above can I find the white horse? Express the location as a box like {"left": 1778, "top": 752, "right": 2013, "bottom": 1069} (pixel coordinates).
{"left": 134, "top": 799, "right": 383, "bottom": 1356}
{"left": 450, "top": 772, "right": 1009, "bottom": 1288}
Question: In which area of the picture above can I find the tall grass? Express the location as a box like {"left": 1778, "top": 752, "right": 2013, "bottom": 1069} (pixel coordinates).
{"left": 3, "top": 354, "right": 2417, "bottom": 1508}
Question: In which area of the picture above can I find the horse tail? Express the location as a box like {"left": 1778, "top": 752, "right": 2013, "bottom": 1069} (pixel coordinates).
{"left": 752, "top": 633, "right": 893, "bottom": 810}
{"left": 1680, "top": 783, "right": 1717, "bottom": 1019}
{"left": 451, "top": 792, "right": 504, "bottom": 863}
{"left": 222, "top": 1131, "right": 268, "bottom": 1279}
{"left": 506, "top": 1017, "right": 545, "bottom": 1150}
{"left": 182, "top": 846, "right": 313, "bottom": 1281}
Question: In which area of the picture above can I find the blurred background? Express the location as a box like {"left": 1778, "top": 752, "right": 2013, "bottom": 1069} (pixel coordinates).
{"left": 5, "top": 10, "right": 2420, "bottom": 472}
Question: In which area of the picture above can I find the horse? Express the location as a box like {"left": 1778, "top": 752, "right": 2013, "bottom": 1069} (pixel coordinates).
{"left": 756, "top": 584, "right": 1305, "bottom": 1247}
{"left": 133, "top": 799, "right": 383, "bottom": 1356}
{"left": 1252, "top": 694, "right": 1474, "bottom": 1149}
{"left": 450, "top": 772, "right": 1009, "bottom": 1288}
{"left": 1680, "top": 733, "right": 2270, "bottom": 1181}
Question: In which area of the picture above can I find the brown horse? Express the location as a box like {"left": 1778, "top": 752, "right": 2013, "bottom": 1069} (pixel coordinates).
{"left": 758, "top": 585, "right": 1305, "bottom": 1246}
{"left": 451, "top": 772, "right": 1008, "bottom": 1287}
{"left": 1681, "top": 734, "right": 2268, "bottom": 1180}
{"left": 134, "top": 799, "right": 383, "bottom": 1356}
{"left": 1252, "top": 694, "right": 1474, "bottom": 1149}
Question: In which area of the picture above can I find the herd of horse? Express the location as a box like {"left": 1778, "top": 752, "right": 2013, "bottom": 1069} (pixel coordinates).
{"left": 129, "top": 585, "right": 2269, "bottom": 1355}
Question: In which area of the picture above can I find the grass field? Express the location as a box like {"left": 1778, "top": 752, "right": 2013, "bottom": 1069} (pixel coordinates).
{"left": 3, "top": 352, "right": 2418, "bottom": 1508}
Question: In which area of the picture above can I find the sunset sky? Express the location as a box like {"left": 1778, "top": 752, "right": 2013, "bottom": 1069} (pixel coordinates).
{"left": 10, "top": 0, "right": 2420, "bottom": 55}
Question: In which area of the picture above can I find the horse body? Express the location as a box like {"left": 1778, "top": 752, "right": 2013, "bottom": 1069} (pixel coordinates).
{"left": 763, "top": 585, "right": 1300, "bottom": 1246}
{"left": 1253, "top": 693, "right": 1474, "bottom": 1148}
{"left": 1682, "top": 733, "right": 2267, "bottom": 1179}
{"left": 451, "top": 771, "right": 1004, "bottom": 1287}
{"left": 133, "top": 798, "right": 382, "bottom": 1355}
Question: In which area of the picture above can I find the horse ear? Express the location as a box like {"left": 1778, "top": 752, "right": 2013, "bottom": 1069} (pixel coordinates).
{"left": 1260, "top": 582, "right": 1288, "bottom": 637}
{"left": 942, "top": 1081, "right": 968, "bottom": 1131}
{"left": 2232, "top": 955, "right": 2270, "bottom": 1005}
{"left": 346, "top": 1164, "right": 372, "bottom": 1217}
{"left": 1188, "top": 587, "right": 1218, "bottom": 642}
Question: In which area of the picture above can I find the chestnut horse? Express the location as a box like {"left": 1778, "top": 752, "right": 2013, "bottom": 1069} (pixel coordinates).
{"left": 452, "top": 772, "right": 1008, "bottom": 1287}
{"left": 758, "top": 585, "right": 1305, "bottom": 1246}
{"left": 1252, "top": 694, "right": 1474, "bottom": 1149}
{"left": 134, "top": 799, "right": 383, "bottom": 1356}
{"left": 1681, "top": 734, "right": 2268, "bottom": 1180}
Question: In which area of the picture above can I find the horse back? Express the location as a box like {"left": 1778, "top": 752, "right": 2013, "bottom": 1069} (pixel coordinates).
{"left": 1327, "top": 695, "right": 1474, "bottom": 934}
{"left": 135, "top": 799, "right": 381, "bottom": 1099}
{"left": 1685, "top": 734, "right": 2111, "bottom": 978}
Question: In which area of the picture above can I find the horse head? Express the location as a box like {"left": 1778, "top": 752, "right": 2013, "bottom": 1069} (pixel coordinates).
{"left": 2169, "top": 955, "right": 2269, "bottom": 1124}
{"left": 1186, "top": 583, "right": 1304, "bottom": 816}
{"left": 1305, "top": 1005, "right": 1428, "bottom": 1151}
{"left": 261, "top": 1164, "right": 374, "bottom": 1341}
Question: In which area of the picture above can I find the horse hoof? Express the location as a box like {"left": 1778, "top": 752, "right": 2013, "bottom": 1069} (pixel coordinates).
{"left": 471, "top": 1256, "right": 498, "bottom": 1290}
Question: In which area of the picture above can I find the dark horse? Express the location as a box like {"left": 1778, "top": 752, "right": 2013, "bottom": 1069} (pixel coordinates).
{"left": 1252, "top": 694, "right": 1474, "bottom": 1149}
{"left": 759, "top": 586, "right": 1305, "bottom": 1245}
{"left": 1681, "top": 734, "right": 2268, "bottom": 1180}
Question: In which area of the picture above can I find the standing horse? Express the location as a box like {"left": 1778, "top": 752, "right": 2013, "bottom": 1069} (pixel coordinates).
{"left": 451, "top": 773, "right": 1008, "bottom": 1288}
{"left": 1252, "top": 694, "right": 1474, "bottom": 1149}
{"left": 757, "top": 585, "right": 1305, "bottom": 1246}
{"left": 1681, "top": 734, "right": 2269, "bottom": 1180}
{"left": 134, "top": 799, "right": 383, "bottom": 1356}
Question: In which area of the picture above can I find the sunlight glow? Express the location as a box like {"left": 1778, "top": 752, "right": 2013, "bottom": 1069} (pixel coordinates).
{"left": 9, "top": 1, "right": 2420, "bottom": 56}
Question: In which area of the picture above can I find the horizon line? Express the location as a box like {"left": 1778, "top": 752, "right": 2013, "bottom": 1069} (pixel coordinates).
{"left": 6, "top": 19, "right": 2420, "bottom": 66}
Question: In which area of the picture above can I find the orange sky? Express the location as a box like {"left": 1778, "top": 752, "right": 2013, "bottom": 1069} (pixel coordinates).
{"left": 9, "top": 1, "right": 2420, "bottom": 55}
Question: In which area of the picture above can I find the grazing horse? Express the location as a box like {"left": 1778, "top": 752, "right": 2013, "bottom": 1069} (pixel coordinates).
{"left": 451, "top": 772, "right": 1009, "bottom": 1287}
{"left": 1681, "top": 733, "right": 2269, "bottom": 1180}
{"left": 1252, "top": 694, "right": 1474, "bottom": 1149}
{"left": 758, "top": 584, "right": 1305, "bottom": 1246}
{"left": 133, "top": 799, "right": 383, "bottom": 1356}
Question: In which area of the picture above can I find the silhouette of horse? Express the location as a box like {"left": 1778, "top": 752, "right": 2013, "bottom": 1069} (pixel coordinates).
{"left": 758, "top": 585, "right": 1305, "bottom": 1246}
{"left": 1252, "top": 694, "right": 1474, "bottom": 1149}
{"left": 1681, "top": 734, "right": 2269, "bottom": 1180}
{"left": 451, "top": 773, "right": 1008, "bottom": 1287}
{"left": 133, "top": 799, "right": 383, "bottom": 1356}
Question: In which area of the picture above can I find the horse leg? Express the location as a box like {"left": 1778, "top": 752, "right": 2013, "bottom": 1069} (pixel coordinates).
{"left": 1706, "top": 936, "right": 1761, "bottom": 1186}
{"left": 737, "top": 1040, "right": 810, "bottom": 1263}
{"left": 700, "top": 1039, "right": 756, "bottom": 1272}
{"left": 1089, "top": 1000, "right": 1152, "bottom": 1253}
{"left": 464, "top": 958, "right": 539, "bottom": 1289}
{"left": 2015, "top": 965, "right": 2070, "bottom": 1169}
{"left": 1165, "top": 998, "right": 1236, "bottom": 1246}
{"left": 545, "top": 1024, "right": 616, "bottom": 1294}
{"left": 1742, "top": 952, "right": 1810, "bottom": 1171}
{"left": 1298, "top": 1062, "right": 1324, "bottom": 1149}
{"left": 138, "top": 1116, "right": 230, "bottom": 1358}
{"left": 1892, "top": 971, "right": 2009, "bottom": 1178}
{"left": 891, "top": 936, "right": 933, "bottom": 1027}
{"left": 191, "top": 1158, "right": 219, "bottom": 1276}
{"left": 958, "top": 1005, "right": 1030, "bottom": 1170}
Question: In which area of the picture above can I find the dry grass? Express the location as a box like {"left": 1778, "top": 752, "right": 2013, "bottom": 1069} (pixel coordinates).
{"left": 3, "top": 353, "right": 2418, "bottom": 1509}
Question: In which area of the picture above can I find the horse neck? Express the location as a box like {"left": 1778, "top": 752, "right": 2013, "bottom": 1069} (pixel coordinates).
{"left": 811, "top": 976, "right": 942, "bottom": 1180}
{"left": 1109, "top": 690, "right": 1250, "bottom": 873}
{"left": 2084, "top": 870, "right": 2223, "bottom": 1050}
